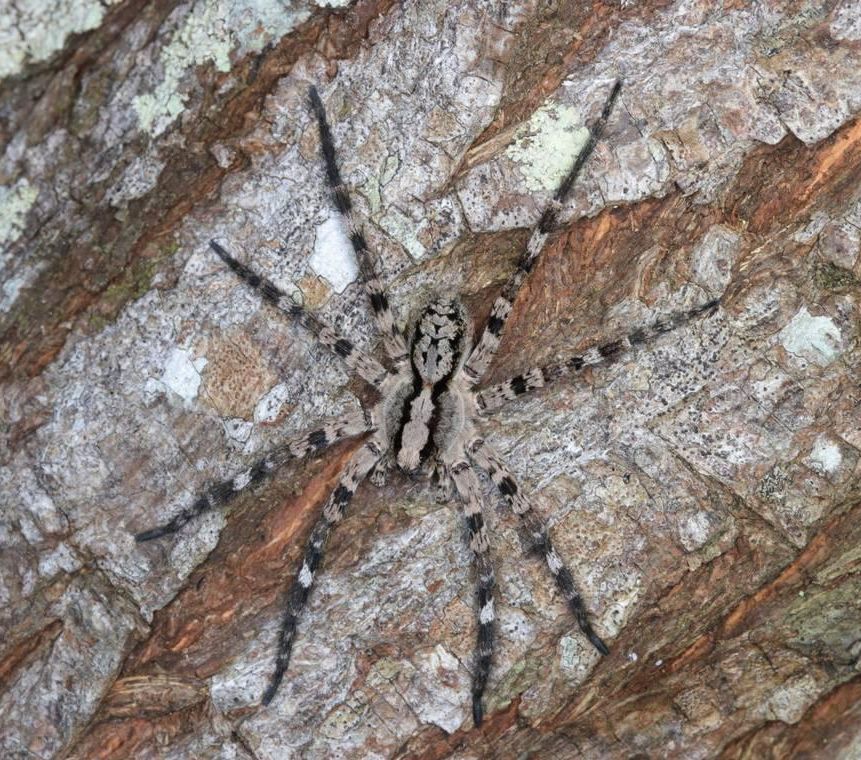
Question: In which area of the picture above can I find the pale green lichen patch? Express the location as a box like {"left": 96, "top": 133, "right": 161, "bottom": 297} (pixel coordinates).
{"left": 778, "top": 306, "right": 842, "bottom": 366}
{"left": 0, "top": 0, "right": 121, "bottom": 80}
{"left": 361, "top": 177, "right": 383, "bottom": 214}
{"left": 134, "top": 0, "right": 317, "bottom": 137}
{"left": 0, "top": 177, "right": 41, "bottom": 311}
{"left": 505, "top": 101, "right": 590, "bottom": 192}
{"left": 134, "top": 1, "right": 234, "bottom": 137}
{"left": 380, "top": 154, "right": 400, "bottom": 185}
{"left": 380, "top": 205, "right": 427, "bottom": 259}
{"left": 0, "top": 178, "right": 38, "bottom": 248}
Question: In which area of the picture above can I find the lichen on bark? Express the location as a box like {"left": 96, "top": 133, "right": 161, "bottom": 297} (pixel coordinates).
{"left": 1, "top": 1, "right": 859, "bottom": 758}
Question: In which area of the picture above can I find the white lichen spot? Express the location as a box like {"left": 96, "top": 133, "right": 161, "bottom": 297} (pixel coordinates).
{"left": 778, "top": 307, "right": 842, "bottom": 366}
{"left": 309, "top": 216, "right": 358, "bottom": 293}
{"left": 1, "top": 272, "right": 36, "bottom": 314}
{"left": 678, "top": 511, "right": 714, "bottom": 552}
{"left": 254, "top": 383, "right": 291, "bottom": 423}
{"left": 505, "top": 101, "right": 590, "bottom": 192}
{"left": 0, "top": 0, "right": 118, "bottom": 79}
{"left": 806, "top": 435, "right": 842, "bottom": 476}
{"left": 160, "top": 347, "right": 207, "bottom": 403}
{"left": 0, "top": 178, "right": 38, "bottom": 247}
{"left": 0, "top": 179, "right": 41, "bottom": 312}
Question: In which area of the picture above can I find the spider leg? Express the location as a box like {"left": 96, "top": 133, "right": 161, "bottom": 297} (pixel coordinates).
{"left": 431, "top": 460, "right": 455, "bottom": 503}
{"left": 369, "top": 451, "right": 394, "bottom": 487}
{"left": 449, "top": 459, "right": 496, "bottom": 727}
{"left": 262, "top": 438, "right": 383, "bottom": 705}
{"left": 463, "top": 80, "right": 622, "bottom": 385}
{"left": 476, "top": 299, "right": 721, "bottom": 413}
{"left": 467, "top": 437, "right": 609, "bottom": 656}
{"left": 308, "top": 86, "right": 409, "bottom": 365}
{"left": 134, "top": 409, "right": 373, "bottom": 542}
{"left": 210, "top": 240, "right": 389, "bottom": 389}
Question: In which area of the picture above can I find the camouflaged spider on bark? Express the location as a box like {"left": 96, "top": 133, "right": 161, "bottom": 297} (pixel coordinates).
{"left": 134, "top": 79, "right": 720, "bottom": 726}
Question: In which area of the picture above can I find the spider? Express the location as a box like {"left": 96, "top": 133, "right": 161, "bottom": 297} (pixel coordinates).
{"left": 134, "top": 79, "right": 720, "bottom": 727}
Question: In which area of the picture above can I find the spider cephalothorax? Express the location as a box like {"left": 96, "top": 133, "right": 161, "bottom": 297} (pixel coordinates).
{"left": 135, "top": 79, "right": 720, "bottom": 726}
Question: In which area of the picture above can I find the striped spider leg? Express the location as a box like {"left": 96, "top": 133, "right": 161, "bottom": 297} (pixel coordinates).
{"left": 137, "top": 247, "right": 391, "bottom": 703}
{"left": 462, "top": 298, "right": 723, "bottom": 719}
{"left": 462, "top": 79, "right": 623, "bottom": 385}
{"left": 135, "top": 85, "right": 410, "bottom": 710}
{"left": 135, "top": 231, "right": 388, "bottom": 542}
{"left": 263, "top": 437, "right": 384, "bottom": 704}
{"left": 476, "top": 298, "right": 721, "bottom": 413}
{"left": 439, "top": 80, "right": 624, "bottom": 724}
{"left": 209, "top": 240, "right": 389, "bottom": 389}
{"left": 467, "top": 437, "right": 608, "bottom": 654}
{"left": 134, "top": 409, "right": 374, "bottom": 542}
{"left": 309, "top": 85, "right": 409, "bottom": 366}
{"left": 309, "top": 83, "right": 414, "bottom": 485}
{"left": 447, "top": 458, "right": 497, "bottom": 727}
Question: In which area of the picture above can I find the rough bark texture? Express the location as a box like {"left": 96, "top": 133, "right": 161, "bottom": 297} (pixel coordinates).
{"left": 1, "top": 1, "right": 859, "bottom": 758}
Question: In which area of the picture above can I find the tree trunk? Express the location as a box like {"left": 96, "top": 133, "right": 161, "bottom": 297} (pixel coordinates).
{"left": 1, "top": 1, "right": 859, "bottom": 758}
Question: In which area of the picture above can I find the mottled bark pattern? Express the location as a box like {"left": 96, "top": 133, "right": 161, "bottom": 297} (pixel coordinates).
{"left": 1, "top": 0, "right": 859, "bottom": 759}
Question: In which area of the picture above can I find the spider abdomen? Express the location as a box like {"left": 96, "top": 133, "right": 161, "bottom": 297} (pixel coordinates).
{"left": 392, "top": 298, "right": 472, "bottom": 473}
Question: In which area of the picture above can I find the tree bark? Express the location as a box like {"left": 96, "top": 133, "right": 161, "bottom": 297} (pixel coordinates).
{"left": 1, "top": 1, "right": 859, "bottom": 758}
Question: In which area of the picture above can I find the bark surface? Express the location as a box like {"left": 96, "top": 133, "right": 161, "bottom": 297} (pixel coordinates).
{"left": 1, "top": 1, "right": 859, "bottom": 758}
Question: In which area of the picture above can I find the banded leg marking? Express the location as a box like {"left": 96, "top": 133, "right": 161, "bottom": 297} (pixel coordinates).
{"left": 262, "top": 439, "right": 382, "bottom": 705}
{"left": 210, "top": 240, "right": 389, "bottom": 389}
{"left": 134, "top": 410, "right": 373, "bottom": 542}
{"left": 467, "top": 438, "right": 609, "bottom": 656}
{"left": 449, "top": 460, "right": 496, "bottom": 727}
{"left": 464, "top": 80, "right": 622, "bottom": 385}
{"left": 308, "top": 86, "right": 409, "bottom": 364}
{"left": 477, "top": 299, "right": 721, "bottom": 412}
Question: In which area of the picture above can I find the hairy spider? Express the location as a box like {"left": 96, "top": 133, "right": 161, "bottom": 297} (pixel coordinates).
{"left": 135, "top": 79, "right": 720, "bottom": 726}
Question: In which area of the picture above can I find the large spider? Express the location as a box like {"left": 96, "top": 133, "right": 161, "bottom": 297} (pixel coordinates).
{"left": 135, "top": 79, "right": 719, "bottom": 726}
